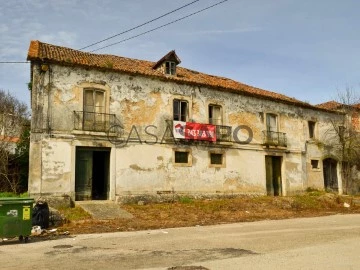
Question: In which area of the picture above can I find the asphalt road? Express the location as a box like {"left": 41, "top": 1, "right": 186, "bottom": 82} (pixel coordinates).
{"left": 1, "top": 214, "right": 360, "bottom": 270}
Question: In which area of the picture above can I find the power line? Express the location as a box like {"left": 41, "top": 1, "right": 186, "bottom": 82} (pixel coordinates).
{"left": 80, "top": 0, "right": 201, "bottom": 50}
{"left": 90, "top": 0, "right": 229, "bottom": 52}
{"left": 0, "top": 61, "right": 29, "bottom": 64}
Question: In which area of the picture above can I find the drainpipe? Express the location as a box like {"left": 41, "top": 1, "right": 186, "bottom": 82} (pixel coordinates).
{"left": 46, "top": 63, "right": 52, "bottom": 135}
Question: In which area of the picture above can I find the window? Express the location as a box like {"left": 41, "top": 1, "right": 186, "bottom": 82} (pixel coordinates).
{"left": 339, "top": 126, "right": 345, "bottom": 142}
{"left": 165, "top": 61, "right": 176, "bottom": 75}
{"left": 83, "top": 89, "right": 105, "bottom": 131}
{"left": 173, "top": 149, "right": 192, "bottom": 166}
{"left": 308, "top": 121, "right": 316, "bottom": 139}
{"left": 266, "top": 114, "right": 278, "bottom": 132}
{"left": 210, "top": 153, "right": 223, "bottom": 165}
{"left": 209, "top": 151, "right": 225, "bottom": 167}
{"left": 311, "top": 160, "right": 319, "bottom": 169}
{"left": 209, "top": 104, "right": 222, "bottom": 125}
{"left": 84, "top": 89, "right": 105, "bottom": 113}
{"left": 175, "top": 151, "right": 188, "bottom": 163}
{"left": 173, "top": 99, "right": 188, "bottom": 121}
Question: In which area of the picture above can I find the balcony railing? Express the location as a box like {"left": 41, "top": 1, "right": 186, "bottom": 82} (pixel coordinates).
{"left": 74, "top": 111, "right": 119, "bottom": 132}
{"left": 215, "top": 125, "right": 232, "bottom": 142}
{"left": 262, "top": 130, "right": 287, "bottom": 147}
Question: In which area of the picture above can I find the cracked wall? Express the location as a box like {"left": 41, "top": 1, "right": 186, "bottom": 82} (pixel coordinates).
{"left": 29, "top": 63, "right": 344, "bottom": 199}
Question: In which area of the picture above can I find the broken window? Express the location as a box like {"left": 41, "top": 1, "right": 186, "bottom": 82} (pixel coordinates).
{"left": 339, "top": 125, "right": 345, "bottom": 142}
{"left": 165, "top": 61, "right": 176, "bottom": 75}
{"left": 311, "top": 159, "right": 319, "bottom": 169}
{"left": 308, "top": 121, "right": 316, "bottom": 139}
{"left": 173, "top": 99, "right": 188, "bottom": 122}
{"left": 209, "top": 104, "right": 222, "bottom": 125}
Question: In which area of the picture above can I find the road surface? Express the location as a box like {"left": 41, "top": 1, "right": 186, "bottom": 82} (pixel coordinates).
{"left": 1, "top": 214, "right": 360, "bottom": 269}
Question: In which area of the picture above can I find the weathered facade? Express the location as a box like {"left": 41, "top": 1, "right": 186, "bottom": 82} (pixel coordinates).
{"left": 27, "top": 40, "right": 345, "bottom": 202}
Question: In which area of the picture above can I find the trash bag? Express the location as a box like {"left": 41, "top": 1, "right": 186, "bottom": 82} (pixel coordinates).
{"left": 32, "top": 201, "right": 50, "bottom": 229}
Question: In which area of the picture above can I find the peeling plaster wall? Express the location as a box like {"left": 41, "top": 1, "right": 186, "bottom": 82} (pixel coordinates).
{"left": 40, "top": 139, "right": 72, "bottom": 193}
{"left": 115, "top": 145, "right": 265, "bottom": 196}
{"left": 29, "top": 63, "right": 345, "bottom": 199}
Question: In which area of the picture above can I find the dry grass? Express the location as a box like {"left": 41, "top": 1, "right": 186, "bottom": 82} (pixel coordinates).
{"left": 58, "top": 193, "right": 360, "bottom": 235}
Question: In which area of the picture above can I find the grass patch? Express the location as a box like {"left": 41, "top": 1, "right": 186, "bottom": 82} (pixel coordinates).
{"left": 59, "top": 194, "right": 360, "bottom": 235}
{"left": 58, "top": 206, "right": 92, "bottom": 221}
{"left": 291, "top": 195, "right": 322, "bottom": 209}
{"left": 179, "top": 196, "right": 194, "bottom": 204}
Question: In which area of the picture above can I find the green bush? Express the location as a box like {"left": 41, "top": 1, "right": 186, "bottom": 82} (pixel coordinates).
{"left": 0, "top": 192, "right": 29, "bottom": 198}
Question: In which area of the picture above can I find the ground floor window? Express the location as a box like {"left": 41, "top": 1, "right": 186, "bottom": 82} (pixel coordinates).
{"left": 311, "top": 159, "right": 320, "bottom": 170}
{"left": 173, "top": 148, "right": 192, "bottom": 166}
{"left": 209, "top": 151, "right": 225, "bottom": 167}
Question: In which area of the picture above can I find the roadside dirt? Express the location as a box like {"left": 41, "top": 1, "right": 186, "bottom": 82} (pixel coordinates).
{"left": 51, "top": 193, "right": 360, "bottom": 235}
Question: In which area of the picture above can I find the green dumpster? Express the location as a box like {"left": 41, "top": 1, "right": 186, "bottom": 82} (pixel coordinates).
{"left": 0, "top": 197, "right": 34, "bottom": 243}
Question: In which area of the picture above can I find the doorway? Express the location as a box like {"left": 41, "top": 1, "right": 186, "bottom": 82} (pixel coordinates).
{"left": 75, "top": 147, "right": 110, "bottom": 201}
{"left": 323, "top": 158, "right": 338, "bottom": 191}
{"left": 265, "top": 156, "right": 282, "bottom": 196}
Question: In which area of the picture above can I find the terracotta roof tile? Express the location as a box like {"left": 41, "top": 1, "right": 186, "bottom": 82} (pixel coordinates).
{"left": 316, "top": 101, "right": 343, "bottom": 110}
{"left": 316, "top": 101, "right": 360, "bottom": 111}
{"left": 27, "top": 40, "right": 328, "bottom": 111}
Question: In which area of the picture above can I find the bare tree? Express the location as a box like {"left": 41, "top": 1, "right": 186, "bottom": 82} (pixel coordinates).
{"left": 0, "top": 89, "right": 29, "bottom": 193}
{"left": 321, "top": 87, "right": 360, "bottom": 194}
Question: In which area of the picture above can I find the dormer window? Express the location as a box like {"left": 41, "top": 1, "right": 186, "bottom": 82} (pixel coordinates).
{"left": 153, "top": 50, "right": 181, "bottom": 76}
{"left": 166, "top": 61, "right": 176, "bottom": 75}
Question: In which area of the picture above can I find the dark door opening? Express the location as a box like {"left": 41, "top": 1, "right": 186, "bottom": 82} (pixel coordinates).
{"left": 323, "top": 158, "right": 338, "bottom": 191}
{"left": 75, "top": 147, "right": 110, "bottom": 201}
{"left": 265, "top": 156, "right": 282, "bottom": 196}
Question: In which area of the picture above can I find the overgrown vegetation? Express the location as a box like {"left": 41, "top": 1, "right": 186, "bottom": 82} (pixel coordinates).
{"left": 0, "top": 192, "right": 29, "bottom": 198}
{"left": 57, "top": 206, "right": 92, "bottom": 221}
{"left": 323, "top": 88, "right": 360, "bottom": 194}
{"left": 59, "top": 192, "right": 360, "bottom": 235}
{"left": 0, "top": 89, "right": 30, "bottom": 193}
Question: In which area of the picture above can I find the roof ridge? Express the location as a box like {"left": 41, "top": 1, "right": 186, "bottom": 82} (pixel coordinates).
{"left": 27, "top": 40, "right": 333, "bottom": 113}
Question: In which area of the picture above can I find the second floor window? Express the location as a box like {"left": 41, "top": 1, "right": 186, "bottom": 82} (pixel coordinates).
{"left": 209, "top": 104, "right": 222, "bottom": 125}
{"left": 84, "top": 89, "right": 105, "bottom": 114}
{"left": 173, "top": 99, "right": 188, "bottom": 121}
{"left": 266, "top": 113, "right": 278, "bottom": 132}
{"left": 83, "top": 89, "right": 105, "bottom": 131}
{"left": 308, "top": 121, "right": 316, "bottom": 139}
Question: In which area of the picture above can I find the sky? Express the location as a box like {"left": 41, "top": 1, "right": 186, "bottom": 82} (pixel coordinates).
{"left": 1, "top": 0, "right": 360, "bottom": 109}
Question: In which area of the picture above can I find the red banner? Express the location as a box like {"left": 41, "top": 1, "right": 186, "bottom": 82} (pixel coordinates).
{"left": 173, "top": 121, "right": 216, "bottom": 142}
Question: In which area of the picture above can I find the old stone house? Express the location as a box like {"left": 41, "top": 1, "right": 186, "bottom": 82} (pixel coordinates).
{"left": 27, "top": 40, "right": 345, "bottom": 202}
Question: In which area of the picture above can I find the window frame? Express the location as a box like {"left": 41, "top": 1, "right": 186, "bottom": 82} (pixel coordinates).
{"left": 266, "top": 113, "right": 278, "bottom": 132}
{"left": 173, "top": 148, "right": 192, "bottom": 167}
{"left": 165, "top": 61, "right": 176, "bottom": 75}
{"left": 308, "top": 121, "right": 316, "bottom": 139}
{"left": 84, "top": 88, "right": 105, "bottom": 114}
{"left": 208, "top": 104, "right": 223, "bottom": 125}
{"left": 173, "top": 99, "right": 189, "bottom": 122}
{"left": 310, "top": 159, "right": 321, "bottom": 170}
{"left": 209, "top": 151, "right": 226, "bottom": 168}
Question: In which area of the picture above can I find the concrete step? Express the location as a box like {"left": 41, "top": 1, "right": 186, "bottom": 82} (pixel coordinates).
{"left": 75, "top": 201, "right": 134, "bottom": 220}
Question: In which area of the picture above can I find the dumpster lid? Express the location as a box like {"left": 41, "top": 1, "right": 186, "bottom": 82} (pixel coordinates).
{"left": 0, "top": 197, "right": 34, "bottom": 204}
